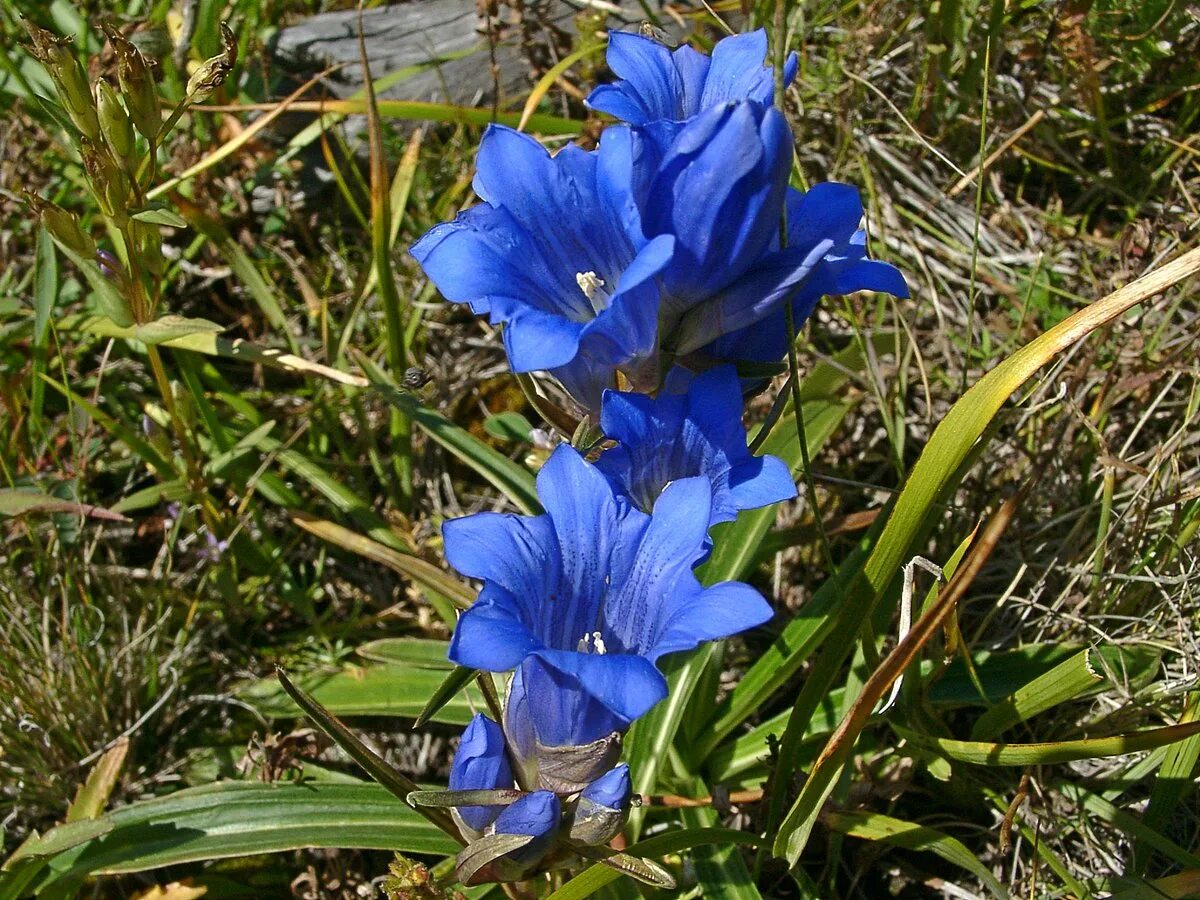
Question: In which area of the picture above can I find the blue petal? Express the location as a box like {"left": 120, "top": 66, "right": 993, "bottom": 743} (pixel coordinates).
{"left": 728, "top": 454, "right": 797, "bottom": 510}
{"left": 670, "top": 237, "right": 833, "bottom": 354}
{"left": 577, "top": 233, "right": 674, "bottom": 367}
{"left": 645, "top": 103, "right": 793, "bottom": 306}
{"left": 534, "top": 446, "right": 645, "bottom": 651}
{"left": 589, "top": 31, "right": 682, "bottom": 124}
{"left": 449, "top": 714, "right": 513, "bottom": 832}
{"left": 654, "top": 580, "right": 774, "bottom": 658}
{"left": 602, "top": 476, "right": 714, "bottom": 654}
{"left": 494, "top": 790, "right": 560, "bottom": 840}
{"left": 526, "top": 649, "right": 668, "bottom": 744}
{"left": 581, "top": 764, "right": 632, "bottom": 811}
{"left": 492, "top": 790, "right": 561, "bottom": 869}
{"left": 787, "top": 182, "right": 865, "bottom": 248}
{"left": 698, "top": 30, "right": 774, "bottom": 109}
{"left": 448, "top": 584, "right": 542, "bottom": 672}
{"left": 443, "top": 511, "right": 557, "bottom": 602}
{"left": 502, "top": 304, "right": 587, "bottom": 372}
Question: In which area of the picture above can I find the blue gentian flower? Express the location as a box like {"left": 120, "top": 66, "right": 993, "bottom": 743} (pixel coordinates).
{"left": 444, "top": 445, "right": 771, "bottom": 755}
{"left": 690, "top": 183, "right": 910, "bottom": 367}
{"left": 596, "top": 365, "right": 796, "bottom": 528}
{"left": 410, "top": 125, "right": 674, "bottom": 412}
{"left": 586, "top": 29, "right": 798, "bottom": 125}
{"left": 449, "top": 714, "right": 514, "bottom": 833}
{"left": 583, "top": 99, "right": 847, "bottom": 374}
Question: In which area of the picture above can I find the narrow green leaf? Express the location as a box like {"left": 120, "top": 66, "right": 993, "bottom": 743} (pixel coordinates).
{"left": 111, "top": 478, "right": 191, "bottom": 514}
{"left": 212, "top": 98, "right": 583, "bottom": 135}
{"left": 29, "top": 227, "right": 57, "bottom": 426}
{"left": 242, "top": 663, "right": 481, "bottom": 725}
{"left": 46, "top": 235, "right": 133, "bottom": 326}
{"left": 969, "top": 647, "right": 1105, "bottom": 740}
{"left": 356, "top": 637, "right": 455, "bottom": 668}
{"left": 17, "top": 782, "right": 457, "bottom": 894}
{"left": 1136, "top": 692, "right": 1200, "bottom": 872}
{"left": 65, "top": 738, "right": 128, "bottom": 822}
{"left": 0, "top": 489, "right": 127, "bottom": 521}
{"left": 275, "top": 667, "right": 462, "bottom": 840}
{"left": 825, "top": 810, "right": 1009, "bottom": 899}
{"left": 130, "top": 207, "right": 188, "bottom": 228}
{"left": 483, "top": 411, "right": 535, "bottom": 443}
{"left": 356, "top": 353, "right": 540, "bottom": 514}
{"left": 416, "top": 665, "right": 480, "bottom": 728}
{"left": 80, "top": 314, "right": 225, "bottom": 346}
{"left": 545, "top": 828, "right": 764, "bottom": 900}
{"left": 1056, "top": 781, "right": 1200, "bottom": 871}
{"left": 291, "top": 512, "right": 472, "bottom": 614}
{"left": 896, "top": 720, "right": 1200, "bottom": 766}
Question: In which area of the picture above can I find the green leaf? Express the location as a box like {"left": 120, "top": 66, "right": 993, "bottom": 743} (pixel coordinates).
{"left": 356, "top": 638, "right": 455, "bottom": 668}
{"left": 356, "top": 353, "right": 540, "bottom": 514}
{"left": 545, "top": 828, "right": 764, "bottom": 900}
{"left": 13, "top": 782, "right": 457, "bottom": 894}
{"left": 773, "top": 247, "right": 1200, "bottom": 863}
{"left": 274, "top": 668, "right": 462, "bottom": 840}
{"left": 895, "top": 720, "right": 1200, "bottom": 766}
{"left": 290, "top": 513, "right": 472, "bottom": 616}
{"left": 824, "top": 810, "right": 1009, "bottom": 899}
{"left": 65, "top": 738, "right": 128, "bottom": 822}
{"left": 1138, "top": 693, "right": 1200, "bottom": 871}
{"left": 0, "top": 489, "right": 127, "bottom": 522}
{"left": 483, "top": 411, "right": 535, "bottom": 443}
{"left": 969, "top": 646, "right": 1107, "bottom": 740}
{"left": 46, "top": 236, "right": 133, "bottom": 326}
{"left": 416, "top": 665, "right": 480, "bottom": 728}
{"left": 241, "top": 663, "right": 482, "bottom": 725}
{"left": 81, "top": 314, "right": 225, "bottom": 346}
{"left": 130, "top": 206, "right": 189, "bottom": 228}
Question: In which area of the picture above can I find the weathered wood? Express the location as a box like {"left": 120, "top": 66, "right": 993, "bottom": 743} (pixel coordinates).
{"left": 270, "top": 1, "right": 570, "bottom": 108}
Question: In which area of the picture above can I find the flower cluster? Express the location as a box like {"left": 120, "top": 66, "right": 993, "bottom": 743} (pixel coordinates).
{"left": 412, "top": 27, "right": 906, "bottom": 885}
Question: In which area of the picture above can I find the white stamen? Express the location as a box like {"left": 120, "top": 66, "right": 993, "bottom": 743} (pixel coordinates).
{"left": 576, "top": 271, "right": 609, "bottom": 314}
{"left": 576, "top": 631, "right": 608, "bottom": 655}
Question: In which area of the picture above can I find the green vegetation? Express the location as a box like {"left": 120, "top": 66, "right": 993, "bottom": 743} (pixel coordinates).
{"left": 1, "top": 0, "right": 1197, "bottom": 896}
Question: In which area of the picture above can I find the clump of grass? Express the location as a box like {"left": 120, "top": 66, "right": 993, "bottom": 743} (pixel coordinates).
{"left": 0, "top": 557, "right": 207, "bottom": 846}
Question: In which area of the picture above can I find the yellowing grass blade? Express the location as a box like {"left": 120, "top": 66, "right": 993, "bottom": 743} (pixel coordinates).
{"left": 773, "top": 245, "right": 1200, "bottom": 865}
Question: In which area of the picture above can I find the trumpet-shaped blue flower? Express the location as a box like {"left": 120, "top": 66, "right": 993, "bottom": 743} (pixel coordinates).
{"left": 612, "top": 101, "right": 894, "bottom": 363}
{"left": 411, "top": 125, "right": 674, "bottom": 412}
{"left": 597, "top": 366, "right": 795, "bottom": 528}
{"left": 445, "top": 445, "right": 771, "bottom": 752}
{"left": 586, "top": 29, "right": 798, "bottom": 126}
{"left": 449, "top": 714, "right": 514, "bottom": 833}
{"left": 692, "top": 183, "right": 909, "bottom": 367}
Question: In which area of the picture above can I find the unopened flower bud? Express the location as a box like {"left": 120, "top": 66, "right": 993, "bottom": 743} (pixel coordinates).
{"left": 185, "top": 22, "right": 236, "bottom": 102}
{"left": 24, "top": 192, "right": 95, "bottom": 258}
{"left": 21, "top": 20, "right": 101, "bottom": 140}
{"left": 95, "top": 79, "right": 135, "bottom": 162}
{"left": 80, "top": 139, "right": 131, "bottom": 226}
{"left": 568, "top": 764, "right": 632, "bottom": 846}
{"left": 101, "top": 22, "right": 160, "bottom": 141}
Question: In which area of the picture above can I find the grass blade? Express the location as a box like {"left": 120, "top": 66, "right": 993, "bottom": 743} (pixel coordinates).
{"left": 825, "top": 810, "right": 1009, "bottom": 899}
{"left": 275, "top": 667, "right": 462, "bottom": 840}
